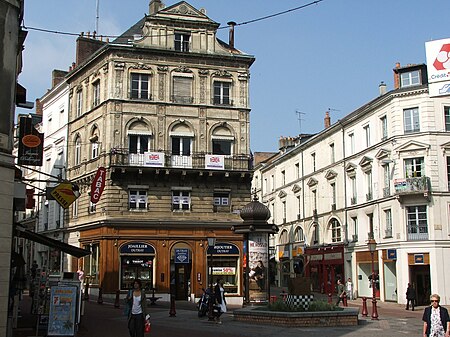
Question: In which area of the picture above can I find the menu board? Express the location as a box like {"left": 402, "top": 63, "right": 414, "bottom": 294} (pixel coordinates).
{"left": 48, "top": 286, "right": 77, "bottom": 336}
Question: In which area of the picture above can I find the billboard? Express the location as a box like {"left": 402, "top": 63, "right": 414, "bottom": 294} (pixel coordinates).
{"left": 425, "top": 38, "right": 450, "bottom": 97}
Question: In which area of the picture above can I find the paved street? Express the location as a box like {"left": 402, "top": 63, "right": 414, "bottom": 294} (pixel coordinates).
{"left": 14, "top": 291, "right": 430, "bottom": 337}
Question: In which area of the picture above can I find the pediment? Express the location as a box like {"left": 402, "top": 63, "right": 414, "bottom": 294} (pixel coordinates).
{"left": 325, "top": 170, "right": 338, "bottom": 180}
{"left": 292, "top": 184, "right": 301, "bottom": 193}
{"left": 375, "top": 149, "right": 391, "bottom": 160}
{"left": 359, "top": 156, "right": 373, "bottom": 167}
{"left": 395, "top": 140, "right": 430, "bottom": 153}
{"left": 345, "top": 163, "right": 357, "bottom": 172}
{"left": 278, "top": 190, "right": 287, "bottom": 198}
{"left": 158, "top": 2, "right": 213, "bottom": 22}
{"left": 441, "top": 141, "right": 450, "bottom": 155}
{"left": 307, "top": 177, "right": 318, "bottom": 187}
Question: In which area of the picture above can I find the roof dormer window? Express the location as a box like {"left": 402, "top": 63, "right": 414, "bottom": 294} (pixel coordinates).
{"left": 174, "top": 33, "right": 190, "bottom": 52}
{"left": 400, "top": 70, "right": 420, "bottom": 87}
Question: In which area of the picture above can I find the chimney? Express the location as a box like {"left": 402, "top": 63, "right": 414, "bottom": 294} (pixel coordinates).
{"left": 149, "top": 0, "right": 164, "bottom": 15}
{"left": 324, "top": 111, "right": 331, "bottom": 129}
{"left": 76, "top": 36, "right": 106, "bottom": 67}
{"left": 379, "top": 81, "right": 387, "bottom": 96}
{"left": 393, "top": 62, "right": 401, "bottom": 89}
{"left": 227, "top": 21, "right": 236, "bottom": 50}
{"left": 52, "top": 69, "right": 68, "bottom": 88}
{"left": 35, "top": 99, "right": 43, "bottom": 116}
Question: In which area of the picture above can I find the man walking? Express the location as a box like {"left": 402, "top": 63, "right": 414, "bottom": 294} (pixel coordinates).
{"left": 336, "top": 279, "right": 346, "bottom": 306}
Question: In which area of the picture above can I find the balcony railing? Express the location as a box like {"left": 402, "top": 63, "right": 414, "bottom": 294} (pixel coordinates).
{"left": 366, "top": 192, "right": 373, "bottom": 201}
{"left": 350, "top": 196, "right": 357, "bottom": 205}
{"left": 110, "top": 149, "right": 252, "bottom": 171}
{"left": 407, "top": 231, "right": 428, "bottom": 241}
{"left": 394, "top": 176, "right": 430, "bottom": 195}
{"left": 171, "top": 95, "right": 194, "bottom": 104}
{"left": 383, "top": 187, "right": 391, "bottom": 197}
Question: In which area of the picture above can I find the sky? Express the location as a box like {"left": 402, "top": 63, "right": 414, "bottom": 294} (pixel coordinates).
{"left": 19, "top": 0, "right": 450, "bottom": 152}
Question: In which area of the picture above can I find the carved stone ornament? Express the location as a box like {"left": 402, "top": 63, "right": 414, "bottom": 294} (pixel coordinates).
{"left": 114, "top": 62, "right": 125, "bottom": 70}
{"left": 198, "top": 69, "right": 209, "bottom": 76}
{"left": 103, "top": 63, "right": 109, "bottom": 73}
{"left": 130, "top": 62, "right": 152, "bottom": 70}
{"left": 173, "top": 66, "right": 192, "bottom": 73}
{"left": 167, "top": 4, "right": 198, "bottom": 16}
{"left": 157, "top": 65, "right": 168, "bottom": 72}
{"left": 212, "top": 70, "right": 232, "bottom": 77}
{"left": 238, "top": 71, "right": 249, "bottom": 80}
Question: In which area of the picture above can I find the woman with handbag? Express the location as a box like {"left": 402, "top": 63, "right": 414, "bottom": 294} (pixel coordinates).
{"left": 126, "top": 279, "right": 149, "bottom": 337}
{"left": 422, "top": 294, "right": 450, "bottom": 337}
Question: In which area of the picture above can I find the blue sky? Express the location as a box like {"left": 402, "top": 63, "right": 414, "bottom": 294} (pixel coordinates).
{"left": 20, "top": 0, "right": 450, "bottom": 151}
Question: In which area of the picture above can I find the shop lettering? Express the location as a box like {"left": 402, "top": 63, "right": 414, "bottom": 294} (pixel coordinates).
{"left": 430, "top": 72, "right": 450, "bottom": 80}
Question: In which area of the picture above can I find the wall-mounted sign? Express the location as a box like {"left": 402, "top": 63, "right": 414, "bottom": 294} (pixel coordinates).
{"left": 90, "top": 167, "right": 106, "bottom": 203}
{"left": 144, "top": 152, "right": 165, "bottom": 167}
{"left": 414, "top": 254, "right": 424, "bottom": 264}
{"left": 120, "top": 242, "right": 155, "bottom": 255}
{"left": 387, "top": 249, "right": 397, "bottom": 260}
{"left": 426, "top": 38, "right": 450, "bottom": 97}
{"left": 212, "top": 267, "right": 236, "bottom": 275}
{"left": 175, "top": 248, "right": 190, "bottom": 264}
{"left": 207, "top": 242, "right": 239, "bottom": 255}
{"left": 205, "top": 155, "right": 225, "bottom": 170}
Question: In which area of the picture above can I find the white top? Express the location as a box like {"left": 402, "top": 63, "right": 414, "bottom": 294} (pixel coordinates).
{"left": 131, "top": 294, "right": 142, "bottom": 315}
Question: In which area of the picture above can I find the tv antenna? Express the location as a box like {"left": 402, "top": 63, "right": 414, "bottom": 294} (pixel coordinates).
{"left": 295, "top": 110, "right": 306, "bottom": 133}
{"left": 95, "top": 0, "right": 100, "bottom": 34}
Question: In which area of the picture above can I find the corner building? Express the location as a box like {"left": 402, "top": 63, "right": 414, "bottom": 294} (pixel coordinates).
{"left": 65, "top": 1, "right": 254, "bottom": 304}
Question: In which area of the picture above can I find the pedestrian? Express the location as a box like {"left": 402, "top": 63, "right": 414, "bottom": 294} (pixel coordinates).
{"left": 335, "top": 279, "right": 346, "bottom": 306}
{"left": 126, "top": 279, "right": 149, "bottom": 337}
{"left": 345, "top": 277, "right": 353, "bottom": 300}
{"left": 214, "top": 278, "right": 227, "bottom": 324}
{"left": 406, "top": 283, "right": 416, "bottom": 311}
{"left": 422, "top": 294, "right": 450, "bottom": 337}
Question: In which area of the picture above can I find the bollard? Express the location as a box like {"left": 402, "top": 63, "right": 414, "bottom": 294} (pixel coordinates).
{"left": 361, "top": 297, "right": 368, "bottom": 317}
{"left": 327, "top": 293, "right": 332, "bottom": 304}
{"left": 371, "top": 297, "right": 379, "bottom": 320}
{"left": 343, "top": 294, "right": 348, "bottom": 307}
{"left": 114, "top": 290, "right": 120, "bottom": 308}
{"left": 169, "top": 294, "right": 176, "bottom": 317}
{"left": 97, "top": 287, "right": 103, "bottom": 304}
{"left": 270, "top": 295, "right": 277, "bottom": 303}
{"left": 84, "top": 280, "right": 90, "bottom": 301}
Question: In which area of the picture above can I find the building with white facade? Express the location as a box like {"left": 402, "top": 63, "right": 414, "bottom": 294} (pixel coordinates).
{"left": 253, "top": 62, "right": 450, "bottom": 305}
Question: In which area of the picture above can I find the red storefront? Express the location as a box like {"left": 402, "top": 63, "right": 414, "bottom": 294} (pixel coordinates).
{"left": 305, "top": 245, "right": 345, "bottom": 294}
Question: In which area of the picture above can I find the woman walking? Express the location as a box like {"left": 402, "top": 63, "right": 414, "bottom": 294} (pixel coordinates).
{"left": 214, "top": 278, "right": 227, "bottom": 324}
{"left": 422, "top": 294, "right": 450, "bottom": 337}
{"left": 126, "top": 279, "right": 148, "bottom": 337}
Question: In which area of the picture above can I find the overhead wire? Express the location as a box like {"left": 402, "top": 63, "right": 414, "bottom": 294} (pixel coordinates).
{"left": 21, "top": 0, "right": 324, "bottom": 39}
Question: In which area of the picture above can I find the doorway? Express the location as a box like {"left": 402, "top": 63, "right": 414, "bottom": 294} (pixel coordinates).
{"left": 175, "top": 263, "right": 191, "bottom": 300}
{"left": 410, "top": 265, "right": 430, "bottom": 306}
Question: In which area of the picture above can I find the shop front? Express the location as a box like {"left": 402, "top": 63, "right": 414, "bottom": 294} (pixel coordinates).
{"left": 120, "top": 242, "right": 155, "bottom": 291}
{"left": 383, "top": 249, "right": 397, "bottom": 302}
{"left": 305, "top": 245, "right": 344, "bottom": 294}
{"left": 208, "top": 242, "right": 240, "bottom": 294}
{"left": 408, "top": 252, "right": 431, "bottom": 306}
{"left": 355, "top": 250, "right": 379, "bottom": 299}
{"left": 277, "top": 244, "right": 291, "bottom": 288}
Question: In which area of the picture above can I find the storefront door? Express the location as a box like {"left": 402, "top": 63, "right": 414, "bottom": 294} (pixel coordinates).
{"left": 175, "top": 263, "right": 191, "bottom": 300}
{"left": 410, "top": 265, "right": 430, "bottom": 306}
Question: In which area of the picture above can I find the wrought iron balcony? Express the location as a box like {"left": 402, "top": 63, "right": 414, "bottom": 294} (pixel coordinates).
{"left": 350, "top": 196, "right": 357, "bottom": 205}
{"left": 171, "top": 95, "right": 194, "bottom": 104}
{"left": 394, "top": 176, "right": 431, "bottom": 199}
{"left": 109, "top": 149, "right": 252, "bottom": 171}
{"left": 383, "top": 187, "right": 391, "bottom": 197}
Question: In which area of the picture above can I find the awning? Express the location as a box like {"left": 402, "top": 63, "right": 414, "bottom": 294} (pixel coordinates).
{"left": 14, "top": 226, "right": 91, "bottom": 258}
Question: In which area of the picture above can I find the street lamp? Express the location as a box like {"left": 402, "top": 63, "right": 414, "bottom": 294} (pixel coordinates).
{"left": 207, "top": 237, "right": 216, "bottom": 321}
{"left": 367, "top": 238, "right": 378, "bottom": 320}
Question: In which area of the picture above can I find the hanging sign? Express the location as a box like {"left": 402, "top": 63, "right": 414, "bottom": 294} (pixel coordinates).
{"left": 90, "top": 167, "right": 106, "bottom": 203}
{"left": 51, "top": 183, "right": 79, "bottom": 209}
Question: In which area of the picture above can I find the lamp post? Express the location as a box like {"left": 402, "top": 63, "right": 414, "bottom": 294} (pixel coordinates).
{"left": 367, "top": 238, "right": 378, "bottom": 320}
{"left": 207, "top": 237, "right": 216, "bottom": 321}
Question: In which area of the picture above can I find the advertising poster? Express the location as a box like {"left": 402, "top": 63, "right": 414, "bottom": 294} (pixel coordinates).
{"left": 48, "top": 286, "right": 77, "bottom": 336}
{"left": 248, "top": 233, "right": 268, "bottom": 303}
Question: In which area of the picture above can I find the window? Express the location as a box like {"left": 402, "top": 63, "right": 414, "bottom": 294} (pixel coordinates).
{"left": 281, "top": 170, "right": 286, "bottom": 186}
{"left": 330, "top": 143, "right": 335, "bottom": 163}
{"left": 407, "top": 206, "right": 428, "bottom": 239}
{"left": 311, "top": 152, "right": 316, "bottom": 172}
{"left": 213, "top": 81, "right": 231, "bottom": 105}
{"left": 89, "top": 201, "right": 97, "bottom": 213}
{"left": 264, "top": 178, "right": 268, "bottom": 194}
{"left": 366, "top": 171, "right": 373, "bottom": 200}
{"left": 172, "top": 190, "right": 190, "bottom": 211}
{"left": 351, "top": 216, "right": 358, "bottom": 241}
{"left": 75, "top": 137, "right": 81, "bottom": 165}
{"left": 172, "top": 76, "right": 193, "bottom": 103}
{"left": 174, "top": 33, "right": 190, "bottom": 52}
{"left": 401, "top": 70, "right": 420, "bottom": 87}
{"left": 295, "top": 163, "right": 300, "bottom": 179}
{"left": 271, "top": 174, "right": 274, "bottom": 191}
{"left": 279, "top": 230, "right": 289, "bottom": 244}
{"left": 84, "top": 243, "right": 100, "bottom": 284}
{"left": 330, "top": 219, "right": 341, "bottom": 242}
{"left": 405, "top": 157, "right": 424, "bottom": 177}
{"left": 368, "top": 213, "right": 374, "bottom": 238}
{"left": 384, "top": 209, "right": 392, "bottom": 238}
{"left": 331, "top": 183, "right": 336, "bottom": 206}
{"left": 297, "top": 195, "right": 301, "bottom": 219}
{"left": 383, "top": 164, "right": 391, "bottom": 196}
{"left": 445, "top": 106, "right": 450, "bottom": 132}
{"left": 363, "top": 124, "right": 371, "bottom": 147}
{"left": 129, "top": 135, "right": 150, "bottom": 154}
{"left": 282, "top": 201, "right": 286, "bottom": 222}
{"left": 93, "top": 81, "right": 100, "bottom": 106}
{"left": 404, "top": 107, "right": 420, "bottom": 133}
{"left": 72, "top": 198, "right": 79, "bottom": 218}
{"left": 212, "top": 139, "right": 231, "bottom": 155}
{"left": 447, "top": 157, "right": 450, "bottom": 191}
{"left": 380, "top": 116, "right": 388, "bottom": 140}
{"left": 91, "top": 141, "right": 99, "bottom": 159}
{"left": 349, "top": 133, "right": 355, "bottom": 154}
{"left": 312, "top": 189, "right": 317, "bottom": 211}
{"left": 76, "top": 90, "right": 83, "bottom": 117}
{"left": 313, "top": 224, "right": 320, "bottom": 245}
{"left": 131, "top": 73, "right": 150, "bottom": 99}
{"left": 350, "top": 176, "right": 357, "bottom": 204}
{"left": 295, "top": 227, "right": 304, "bottom": 241}
{"left": 171, "top": 136, "right": 191, "bottom": 156}
{"left": 213, "top": 192, "right": 229, "bottom": 206}
{"left": 129, "top": 190, "right": 147, "bottom": 210}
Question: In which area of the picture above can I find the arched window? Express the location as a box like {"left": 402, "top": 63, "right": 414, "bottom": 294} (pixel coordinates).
{"left": 294, "top": 226, "right": 305, "bottom": 242}
{"left": 330, "top": 218, "right": 342, "bottom": 242}
{"left": 127, "top": 121, "right": 152, "bottom": 154}
{"left": 75, "top": 136, "right": 81, "bottom": 165}
{"left": 90, "top": 126, "right": 100, "bottom": 159}
{"left": 279, "top": 229, "right": 289, "bottom": 244}
{"left": 211, "top": 125, "right": 234, "bottom": 155}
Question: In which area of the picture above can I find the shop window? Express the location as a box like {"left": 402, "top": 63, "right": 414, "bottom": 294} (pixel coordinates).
{"left": 129, "top": 190, "right": 147, "bottom": 210}
{"left": 83, "top": 243, "right": 100, "bottom": 285}
{"left": 172, "top": 190, "right": 190, "bottom": 211}
{"left": 121, "top": 256, "right": 153, "bottom": 290}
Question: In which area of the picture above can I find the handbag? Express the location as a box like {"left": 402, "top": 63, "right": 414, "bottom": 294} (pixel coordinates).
{"left": 123, "top": 290, "right": 132, "bottom": 316}
{"left": 144, "top": 320, "right": 151, "bottom": 333}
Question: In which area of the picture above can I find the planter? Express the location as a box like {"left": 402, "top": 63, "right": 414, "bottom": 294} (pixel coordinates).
{"left": 285, "top": 294, "right": 314, "bottom": 311}
{"left": 233, "top": 307, "right": 359, "bottom": 327}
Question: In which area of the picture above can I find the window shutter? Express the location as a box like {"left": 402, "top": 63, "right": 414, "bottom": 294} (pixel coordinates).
{"left": 173, "top": 77, "right": 192, "bottom": 97}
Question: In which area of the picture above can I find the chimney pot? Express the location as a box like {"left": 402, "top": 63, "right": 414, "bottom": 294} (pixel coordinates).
{"left": 379, "top": 81, "right": 387, "bottom": 96}
{"left": 227, "top": 21, "right": 236, "bottom": 50}
{"left": 324, "top": 111, "right": 331, "bottom": 129}
{"left": 393, "top": 62, "right": 401, "bottom": 89}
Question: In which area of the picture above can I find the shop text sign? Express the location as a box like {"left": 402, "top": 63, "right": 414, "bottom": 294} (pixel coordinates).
{"left": 90, "top": 167, "right": 106, "bottom": 203}
{"left": 120, "top": 242, "right": 155, "bottom": 254}
{"left": 212, "top": 267, "right": 236, "bottom": 275}
{"left": 207, "top": 242, "right": 239, "bottom": 255}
